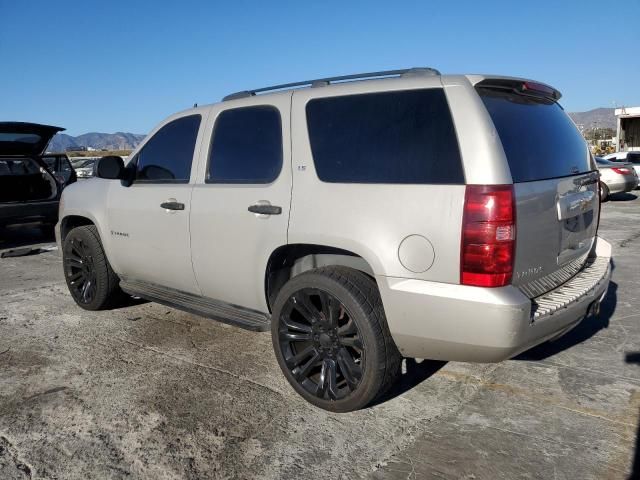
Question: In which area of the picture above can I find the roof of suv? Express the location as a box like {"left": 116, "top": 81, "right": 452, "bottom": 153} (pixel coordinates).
{"left": 219, "top": 67, "right": 562, "bottom": 103}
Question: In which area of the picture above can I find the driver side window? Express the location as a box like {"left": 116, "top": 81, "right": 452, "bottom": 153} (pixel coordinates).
{"left": 134, "top": 114, "right": 201, "bottom": 183}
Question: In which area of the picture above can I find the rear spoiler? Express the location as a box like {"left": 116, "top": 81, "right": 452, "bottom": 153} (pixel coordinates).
{"left": 475, "top": 78, "right": 561, "bottom": 102}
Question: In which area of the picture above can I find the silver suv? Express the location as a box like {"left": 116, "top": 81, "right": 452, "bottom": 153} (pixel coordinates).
{"left": 56, "top": 68, "right": 612, "bottom": 412}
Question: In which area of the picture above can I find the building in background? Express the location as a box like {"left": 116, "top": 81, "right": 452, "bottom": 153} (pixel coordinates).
{"left": 615, "top": 106, "right": 640, "bottom": 151}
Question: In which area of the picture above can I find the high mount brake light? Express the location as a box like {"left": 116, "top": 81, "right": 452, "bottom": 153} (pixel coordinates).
{"left": 521, "top": 81, "right": 557, "bottom": 98}
{"left": 461, "top": 185, "right": 515, "bottom": 288}
{"left": 475, "top": 78, "right": 561, "bottom": 101}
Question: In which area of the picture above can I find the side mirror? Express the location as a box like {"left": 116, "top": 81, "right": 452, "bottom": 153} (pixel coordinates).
{"left": 96, "top": 156, "right": 125, "bottom": 179}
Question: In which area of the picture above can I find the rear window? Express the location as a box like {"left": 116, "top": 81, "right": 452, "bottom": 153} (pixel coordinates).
{"left": 478, "top": 89, "right": 591, "bottom": 182}
{"left": 0, "top": 133, "right": 41, "bottom": 144}
{"left": 305, "top": 89, "right": 463, "bottom": 184}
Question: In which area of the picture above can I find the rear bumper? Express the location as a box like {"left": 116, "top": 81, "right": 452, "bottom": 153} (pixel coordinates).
{"left": 0, "top": 201, "right": 58, "bottom": 227}
{"left": 606, "top": 177, "right": 639, "bottom": 194}
{"left": 378, "top": 237, "right": 612, "bottom": 362}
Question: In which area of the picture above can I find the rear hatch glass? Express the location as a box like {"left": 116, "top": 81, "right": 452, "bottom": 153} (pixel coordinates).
{"left": 0, "top": 123, "right": 64, "bottom": 156}
{"left": 477, "top": 84, "right": 599, "bottom": 298}
{"left": 0, "top": 158, "right": 56, "bottom": 202}
{"left": 479, "top": 89, "right": 592, "bottom": 182}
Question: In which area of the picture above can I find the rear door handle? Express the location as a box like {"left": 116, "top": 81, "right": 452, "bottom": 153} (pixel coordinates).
{"left": 160, "top": 201, "right": 185, "bottom": 211}
{"left": 248, "top": 204, "right": 282, "bottom": 215}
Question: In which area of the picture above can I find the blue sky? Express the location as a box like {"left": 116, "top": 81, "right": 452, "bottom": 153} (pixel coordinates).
{"left": 2, "top": 0, "right": 638, "bottom": 135}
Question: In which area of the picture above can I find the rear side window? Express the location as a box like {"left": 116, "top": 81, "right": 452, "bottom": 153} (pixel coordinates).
{"left": 305, "top": 89, "right": 463, "bottom": 184}
{"left": 135, "top": 114, "right": 201, "bottom": 183}
{"left": 207, "top": 106, "right": 282, "bottom": 184}
{"left": 478, "top": 89, "right": 591, "bottom": 182}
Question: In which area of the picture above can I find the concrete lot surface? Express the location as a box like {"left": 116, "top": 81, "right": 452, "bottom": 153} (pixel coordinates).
{"left": 1, "top": 193, "right": 640, "bottom": 479}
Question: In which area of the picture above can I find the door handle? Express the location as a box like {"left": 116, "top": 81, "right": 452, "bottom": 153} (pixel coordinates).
{"left": 160, "top": 201, "right": 185, "bottom": 211}
{"left": 248, "top": 204, "right": 282, "bottom": 215}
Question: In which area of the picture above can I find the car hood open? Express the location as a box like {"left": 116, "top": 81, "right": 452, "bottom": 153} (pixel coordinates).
{"left": 0, "top": 122, "right": 65, "bottom": 156}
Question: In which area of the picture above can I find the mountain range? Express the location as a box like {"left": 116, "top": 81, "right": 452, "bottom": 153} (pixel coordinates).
{"left": 46, "top": 107, "right": 618, "bottom": 153}
{"left": 48, "top": 132, "right": 146, "bottom": 152}
{"left": 567, "top": 108, "right": 616, "bottom": 130}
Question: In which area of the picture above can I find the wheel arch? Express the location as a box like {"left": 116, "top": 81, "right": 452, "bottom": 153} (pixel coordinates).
{"left": 59, "top": 213, "right": 117, "bottom": 272}
{"left": 264, "top": 243, "right": 376, "bottom": 312}
{"left": 60, "top": 215, "right": 96, "bottom": 242}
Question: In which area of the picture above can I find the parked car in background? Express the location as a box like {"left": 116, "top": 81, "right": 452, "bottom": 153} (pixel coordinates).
{"left": 72, "top": 158, "right": 99, "bottom": 178}
{"left": 604, "top": 151, "right": 640, "bottom": 179}
{"left": 1, "top": 122, "right": 76, "bottom": 230}
{"left": 57, "top": 69, "right": 612, "bottom": 412}
{"left": 42, "top": 153, "right": 77, "bottom": 184}
{"left": 595, "top": 157, "right": 639, "bottom": 200}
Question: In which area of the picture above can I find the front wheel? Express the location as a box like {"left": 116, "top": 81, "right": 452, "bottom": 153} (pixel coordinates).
{"left": 62, "top": 225, "right": 123, "bottom": 310}
{"left": 271, "top": 267, "right": 401, "bottom": 412}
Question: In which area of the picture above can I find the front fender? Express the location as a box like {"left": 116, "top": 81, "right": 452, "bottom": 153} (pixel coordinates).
{"left": 56, "top": 179, "right": 119, "bottom": 271}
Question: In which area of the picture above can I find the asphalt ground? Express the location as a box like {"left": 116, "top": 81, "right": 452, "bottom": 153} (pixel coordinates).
{"left": 1, "top": 191, "right": 639, "bottom": 479}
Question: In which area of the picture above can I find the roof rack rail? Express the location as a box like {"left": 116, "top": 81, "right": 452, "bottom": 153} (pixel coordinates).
{"left": 222, "top": 67, "right": 440, "bottom": 101}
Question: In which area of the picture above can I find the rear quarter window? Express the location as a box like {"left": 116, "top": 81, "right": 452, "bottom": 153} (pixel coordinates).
{"left": 305, "top": 89, "right": 463, "bottom": 184}
{"left": 478, "top": 89, "right": 591, "bottom": 182}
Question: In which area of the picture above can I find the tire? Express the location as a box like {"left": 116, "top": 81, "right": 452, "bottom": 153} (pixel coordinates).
{"left": 271, "top": 266, "right": 401, "bottom": 412}
{"left": 600, "top": 182, "right": 609, "bottom": 202}
{"left": 62, "top": 225, "right": 123, "bottom": 310}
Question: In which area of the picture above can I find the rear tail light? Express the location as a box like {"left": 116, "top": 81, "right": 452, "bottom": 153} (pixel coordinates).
{"left": 461, "top": 185, "right": 515, "bottom": 287}
{"left": 612, "top": 167, "right": 631, "bottom": 175}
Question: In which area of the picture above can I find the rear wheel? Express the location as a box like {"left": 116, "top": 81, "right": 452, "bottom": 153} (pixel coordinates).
{"left": 62, "top": 225, "right": 123, "bottom": 310}
{"left": 271, "top": 267, "right": 401, "bottom": 412}
{"left": 600, "top": 182, "right": 609, "bottom": 202}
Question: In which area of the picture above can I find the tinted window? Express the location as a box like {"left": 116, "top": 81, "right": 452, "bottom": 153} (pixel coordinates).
{"left": 135, "top": 115, "right": 201, "bottom": 183}
{"left": 478, "top": 89, "right": 591, "bottom": 182}
{"left": 305, "top": 89, "right": 463, "bottom": 184}
{"left": 207, "top": 106, "right": 282, "bottom": 183}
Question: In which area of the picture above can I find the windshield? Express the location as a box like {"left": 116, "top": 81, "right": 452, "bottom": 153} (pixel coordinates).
{"left": 478, "top": 88, "right": 592, "bottom": 182}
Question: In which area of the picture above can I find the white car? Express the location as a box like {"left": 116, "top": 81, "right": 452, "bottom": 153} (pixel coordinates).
{"left": 604, "top": 151, "right": 640, "bottom": 180}
{"left": 73, "top": 159, "right": 98, "bottom": 179}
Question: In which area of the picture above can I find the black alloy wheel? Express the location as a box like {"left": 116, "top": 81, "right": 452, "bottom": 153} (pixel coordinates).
{"left": 64, "top": 236, "right": 98, "bottom": 305}
{"left": 278, "top": 287, "right": 364, "bottom": 401}
{"left": 62, "top": 225, "right": 123, "bottom": 310}
{"left": 271, "top": 267, "right": 401, "bottom": 412}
